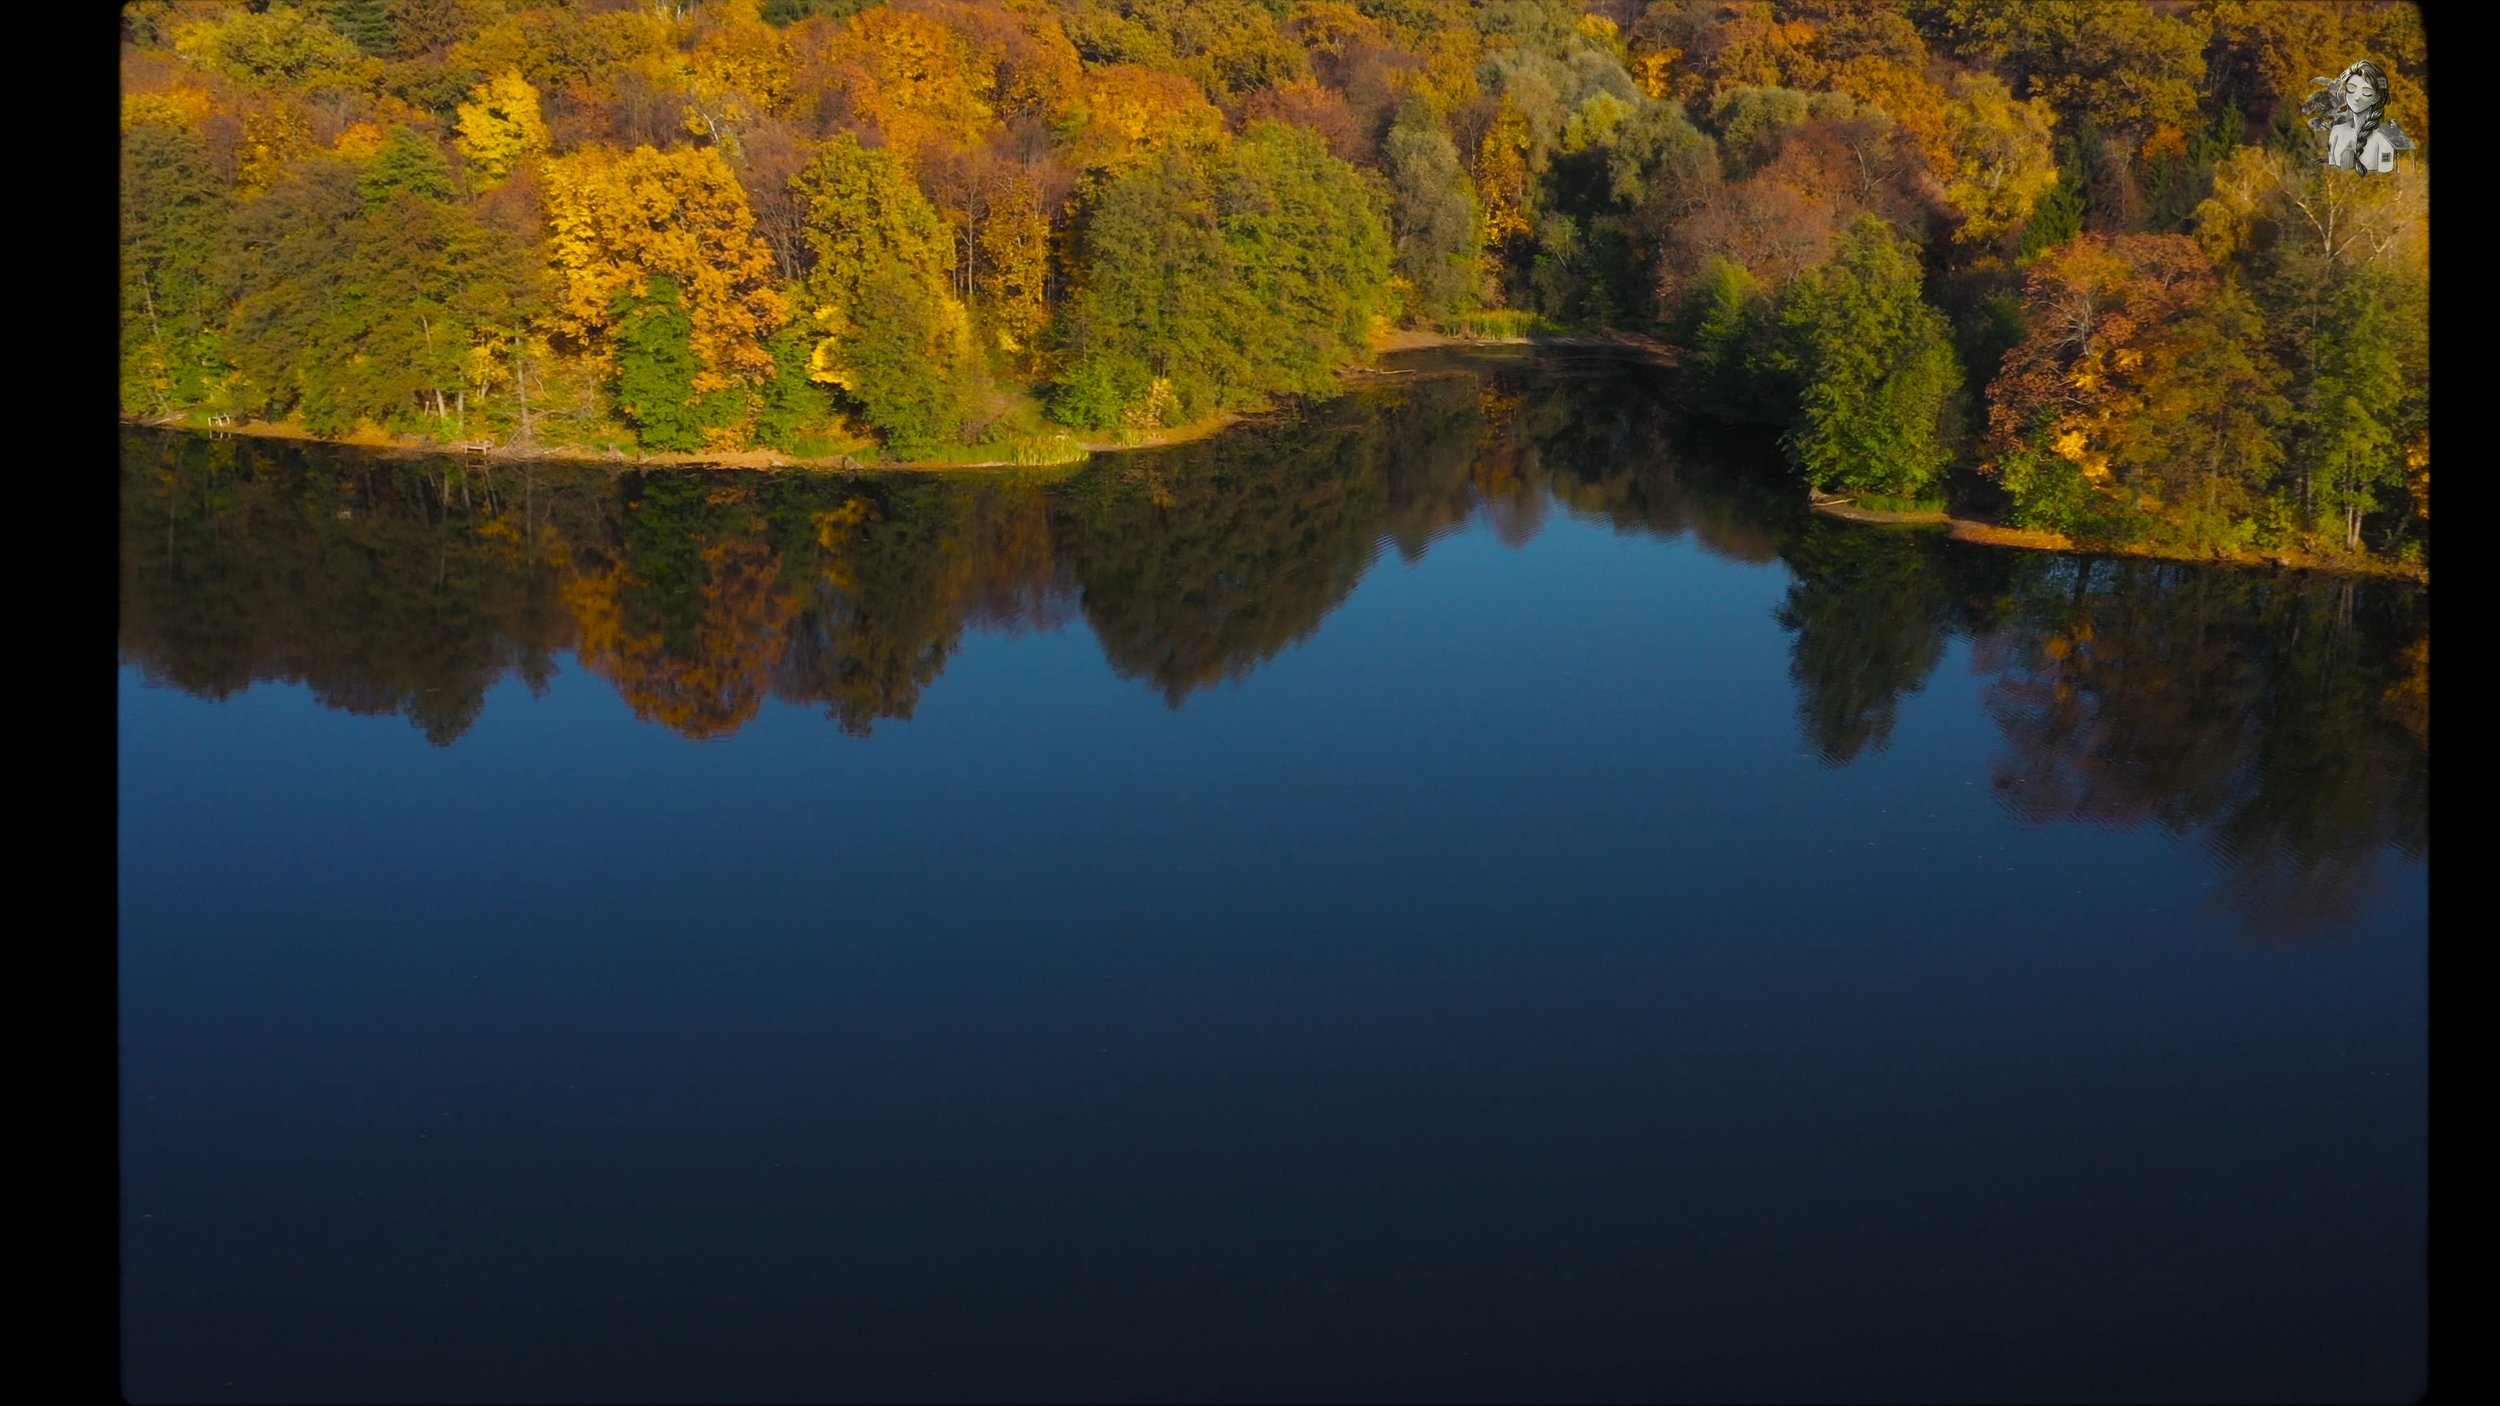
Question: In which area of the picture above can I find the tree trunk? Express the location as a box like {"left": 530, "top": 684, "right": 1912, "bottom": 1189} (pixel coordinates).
{"left": 515, "top": 343, "right": 534, "bottom": 445}
{"left": 138, "top": 273, "right": 174, "bottom": 418}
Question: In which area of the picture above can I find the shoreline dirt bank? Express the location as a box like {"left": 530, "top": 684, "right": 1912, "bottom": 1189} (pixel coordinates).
{"left": 1806, "top": 499, "right": 2425, "bottom": 583}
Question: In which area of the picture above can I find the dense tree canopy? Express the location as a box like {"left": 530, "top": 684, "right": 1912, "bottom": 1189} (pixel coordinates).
{"left": 1052, "top": 120, "right": 1391, "bottom": 429}
{"left": 120, "top": 1, "right": 2429, "bottom": 562}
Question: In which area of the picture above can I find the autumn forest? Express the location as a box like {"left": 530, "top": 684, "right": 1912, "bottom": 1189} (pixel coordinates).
{"left": 120, "top": 0, "right": 2429, "bottom": 566}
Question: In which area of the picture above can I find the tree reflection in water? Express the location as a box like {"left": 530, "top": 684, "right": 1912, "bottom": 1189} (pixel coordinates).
{"left": 121, "top": 353, "right": 2423, "bottom": 937}
{"left": 1773, "top": 522, "right": 2426, "bottom": 938}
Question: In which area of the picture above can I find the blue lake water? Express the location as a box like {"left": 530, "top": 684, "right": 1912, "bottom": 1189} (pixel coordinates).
{"left": 119, "top": 351, "right": 2426, "bottom": 1402}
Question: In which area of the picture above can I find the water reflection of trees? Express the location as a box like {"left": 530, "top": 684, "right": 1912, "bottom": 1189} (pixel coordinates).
{"left": 119, "top": 432, "right": 577, "bottom": 745}
{"left": 120, "top": 354, "right": 1789, "bottom": 741}
{"left": 1774, "top": 523, "right": 2428, "bottom": 938}
{"left": 1974, "top": 558, "right": 2427, "bottom": 939}
{"left": 1053, "top": 403, "right": 1391, "bottom": 706}
{"left": 1776, "top": 525, "right": 1973, "bottom": 766}
{"left": 121, "top": 358, "right": 2425, "bottom": 935}
{"left": 771, "top": 476, "right": 1068, "bottom": 735}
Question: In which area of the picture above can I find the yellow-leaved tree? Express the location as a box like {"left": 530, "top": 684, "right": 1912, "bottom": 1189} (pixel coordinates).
{"left": 236, "top": 99, "right": 316, "bottom": 197}
{"left": 1941, "top": 72, "right": 2057, "bottom": 245}
{"left": 455, "top": 71, "right": 547, "bottom": 183}
{"left": 683, "top": 0, "right": 791, "bottom": 157}
{"left": 2192, "top": 144, "right": 2427, "bottom": 280}
{"left": 1064, "top": 65, "right": 1225, "bottom": 174}
{"left": 541, "top": 143, "right": 784, "bottom": 392}
{"left": 828, "top": 7, "right": 995, "bottom": 174}
{"left": 1474, "top": 93, "right": 1534, "bottom": 254}
{"left": 976, "top": 169, "right": 1050, "bottom": 368}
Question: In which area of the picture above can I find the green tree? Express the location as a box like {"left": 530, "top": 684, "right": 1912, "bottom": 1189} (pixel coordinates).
{"left": 613, "top": 275, "right": 738, "bottom": 453}
{"left": 1053, "top": 121, "right": 1391, "bottom": 429}
{"left": 324, "top": 0, "right": 394, "bottom": 56}
{"left": 2291, "top": 268, "right": 2409, "bottom": 551}
{"left": 1774, "top": 521, "right": 1959, "bottom": 765}
{"left": 1774, "top": 214, "right": 1962, "bottom": 499}
{"left": 840, "top": 265, "right": 970, "bottom": 459}
{"left": 224, "top": 158, "right": 368, "bottom": 431}
{"left": 792, "top": 133, "right": 973, "bottom": 455}
{"left": 223, "top": 137, "right": 537, "bottom": 438}
{"left": 1382, "top": 97, "right": 1482, "bottom": 320}
{"left": 356, "top": 125, "right": 456, "bottom": 204}
{"left": 2015, "top": 128, "right": 2090, "bottom": 264}
{"left": 753, "top": 322, "right": 837, "bottom": 454}
{"left": 1680, "top": 254, "right": 1782, "bottom": 423}
{"left": 121, "top": 120, "right": 230, "bottom": 416}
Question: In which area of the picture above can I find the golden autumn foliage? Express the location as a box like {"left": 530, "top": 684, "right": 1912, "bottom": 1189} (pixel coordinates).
{"left": 236, "top": 100, "right": 316, "bottom": 196}
{"left": 455, "top": 71, "right": 548, "bottom": 182}
{"left": 1630, "top": 47, "right": 1679, "bottom": 102}
{"left": 1578, "top": 14, "right": 1624, "bottom": 58}
{"left": 2192, "top": 144, "right": 2427, "bottom": 280}
{"left": 1287, "top": 1, "right": 1390, "bottom": 59}
{"left": 563, "top": 525, "right": 800, "bottom": 741}
{"left": 678, "top": 0, "right": 792, "bottom": 153}
{"left": 117, "top": 0, "right": 2430, "bottom": 543}
{"left": 1986, "top": 234, "right": 2223, "bottom": 483}
{"left": 541, "top": 143, "right": 783, "bottom": 390}
{"left": 171, "top": 2, "right": 374, "bottom": 91}
{"left": 123, "top": 84, "right": 214, "bottom": 132}
{"left": 452, "top": 4, "right": 674, "bottom": 99}
{"left": 1822, "top": 51, "right": 1948, "bottom": 171}
{"left": 912, "top": 0, "right": 1083, "bottom": 123}
{"left": 975, "top": 170, "right": 1050, "bottom": 363}
{"left": 1693, "top": 3, "right": 1822, "bottom": 106}
{"left": 1413, "top": 25, "right": 1485, "bottom": 115}
{"left": 2189, "top": 144, "right": 2284, "bottom": 265}
{"left": 331, "top": 120, "right": 388, "bottom": 161}
{"left": 1065, "top": 64, "right": 1224, "bottom": 173}
{"left": 692, "top": 0, "right": 792, "bottom": 112}
{"left": 827, "top": 6, "right": 996, "bottom": 172}
{"left": 1474, "top": 93, "right": 1533, "bottom": 250}
{"left": 1941, "top": 71, "right": 2057, "bottom": 244}
{"left": 2203, "top": 0, "right": 2429, "bottom": 150}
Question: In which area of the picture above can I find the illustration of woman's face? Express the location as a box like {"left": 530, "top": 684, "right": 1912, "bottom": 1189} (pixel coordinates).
{"left": 2344, "top": 74, "right": 2378, "bottom": 113}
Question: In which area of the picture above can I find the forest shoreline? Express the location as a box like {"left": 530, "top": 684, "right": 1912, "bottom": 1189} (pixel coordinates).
{"left": 1942, "top": 517, "right": 2428, "bottom": 583}
{"left": 116, "top": 328, "right": 2422, "bottom": 586}
{"left": 117, "top": 407, "right": 1238, "bottom": 474}
{"left": 1804, "top": 494, "right": 2425, "bottom": 582}
{"left": 110, "top": 329, "right": 1675, "bottom": 474}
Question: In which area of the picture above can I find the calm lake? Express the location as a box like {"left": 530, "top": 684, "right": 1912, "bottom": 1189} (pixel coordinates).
{"left": 119, "top": 348, "right": 2427, "bottom": 1403}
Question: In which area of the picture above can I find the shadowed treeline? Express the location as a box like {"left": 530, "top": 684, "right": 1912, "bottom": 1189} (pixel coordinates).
{"left": 123, "top": 355, "right": 2422, "bottom": 936}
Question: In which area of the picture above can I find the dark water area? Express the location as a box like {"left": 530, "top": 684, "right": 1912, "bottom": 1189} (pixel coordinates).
{"left": 119, "top": 349, "right": 2427, "bottom": 1403}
